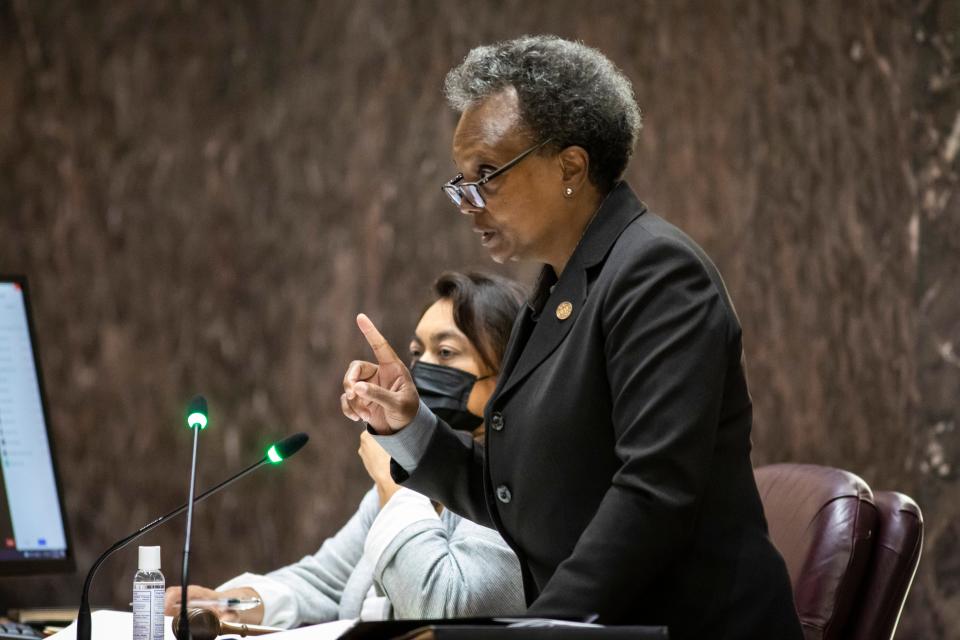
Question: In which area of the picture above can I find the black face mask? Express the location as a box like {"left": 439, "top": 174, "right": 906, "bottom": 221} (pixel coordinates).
{"left": 411, "top": 361, "right": 492, "bottom": 432}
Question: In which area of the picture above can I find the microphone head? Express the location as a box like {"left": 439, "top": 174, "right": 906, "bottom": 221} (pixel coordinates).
{"left": 186, "top": 395, "right": 208, "bottom": 430}
{"left": 266, "top": 432, "right": 309, "bottom": 464}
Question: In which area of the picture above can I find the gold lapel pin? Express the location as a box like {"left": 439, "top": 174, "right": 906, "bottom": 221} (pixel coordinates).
{"left": 555, "top": 301, "right": 573, "bottom": 320}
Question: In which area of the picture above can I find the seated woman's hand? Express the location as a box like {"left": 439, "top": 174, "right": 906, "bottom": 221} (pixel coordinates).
{"left": 163, "top": 584, "right": 264, "bottom": 624}
{"left": 358, "top": 430, "right": 400, "bottom": 506}
{"left": 342, "top": 313, "right": 419, "bottom": 434}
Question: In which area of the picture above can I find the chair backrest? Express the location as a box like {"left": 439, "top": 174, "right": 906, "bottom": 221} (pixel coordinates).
{"left": 845, "top": 490, "right": 923, "bottom": 640}
{"left": 754, "top": 464, "right": 878, "bottom": 640}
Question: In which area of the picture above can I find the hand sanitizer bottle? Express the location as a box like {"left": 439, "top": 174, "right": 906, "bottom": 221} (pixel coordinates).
{"left": 133, "top": 546, "right": 165, "bottom": 640}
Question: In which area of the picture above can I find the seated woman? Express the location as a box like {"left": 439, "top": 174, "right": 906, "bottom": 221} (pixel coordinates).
{"left": 164, "top": 271, "right": 527, "bottom": 629}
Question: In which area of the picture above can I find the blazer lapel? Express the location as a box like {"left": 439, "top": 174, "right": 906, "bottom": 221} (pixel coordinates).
{"left": 491, "top": 305, "right": 535, "bottom": 400}
{"left": 497, "top": 267, "right": 587, "bottom": 400}
{"left": 494, "top": 182, "right": 647, "bottom": 402}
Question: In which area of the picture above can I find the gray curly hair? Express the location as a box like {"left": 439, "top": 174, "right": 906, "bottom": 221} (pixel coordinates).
{"left": 444, "top": 35, "right": 642, "bottom": 193}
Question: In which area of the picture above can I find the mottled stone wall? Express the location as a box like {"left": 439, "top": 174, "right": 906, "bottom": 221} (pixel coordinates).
{"left": 0, "top": 1, "right": 956, "bottom": 637}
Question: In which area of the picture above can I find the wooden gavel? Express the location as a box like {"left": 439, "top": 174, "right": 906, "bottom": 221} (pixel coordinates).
{"left": 172, "top": 608, "right": 283, "bottom": 639}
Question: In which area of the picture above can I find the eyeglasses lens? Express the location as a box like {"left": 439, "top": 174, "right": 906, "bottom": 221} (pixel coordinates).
{"left": 443, "top": 184, "right": 485, "bottom": 209}
{"left": 443, "top": 185, "right": 462, "bottom": 206}
{"left": 462, "top": 185, "right": 484, "bottom": 208}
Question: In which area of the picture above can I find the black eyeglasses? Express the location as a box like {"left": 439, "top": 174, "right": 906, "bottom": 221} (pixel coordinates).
{"left": 442, "top": 138, "right": 553, "bottom": 209}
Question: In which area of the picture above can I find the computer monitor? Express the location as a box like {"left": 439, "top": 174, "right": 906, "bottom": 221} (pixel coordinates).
{"left": 0, "top": 275, "right": 74, "bottom": 576}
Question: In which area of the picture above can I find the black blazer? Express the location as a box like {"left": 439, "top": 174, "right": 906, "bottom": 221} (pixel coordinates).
{"left": 396, "top": 183, "right": 802, "bottom": 639}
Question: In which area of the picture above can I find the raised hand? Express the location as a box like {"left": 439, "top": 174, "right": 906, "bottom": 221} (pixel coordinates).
{"left": 341, "top": 313, "right": 419, "bottom": 434}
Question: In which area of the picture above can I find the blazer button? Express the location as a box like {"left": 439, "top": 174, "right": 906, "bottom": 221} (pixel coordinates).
{"left": 496, "top": 484, "right": 512, "bottom": 504}
{"left": 490, "top": 412, "right": 504, "bottom": 431}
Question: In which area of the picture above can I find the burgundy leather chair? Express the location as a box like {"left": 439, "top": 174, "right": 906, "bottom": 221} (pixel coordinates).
{"left": 755, "top": 464, "right": 923, "bottom": 640}
{"left": 754, "top": 464, "right": 878, "bottom": 639}
{"left": 845, "top": 491, "right": 923, "bottom": 640}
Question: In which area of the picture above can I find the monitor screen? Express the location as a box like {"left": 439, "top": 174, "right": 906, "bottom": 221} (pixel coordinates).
{"left": 0, "top": 276, "right": 73, "bottom": 575}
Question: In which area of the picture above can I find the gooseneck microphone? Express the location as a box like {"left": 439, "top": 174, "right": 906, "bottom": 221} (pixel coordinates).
{"left": 178, "top": 395, "right": 209, "bottom": 640}
{"left": 76, "top": 431, "right": 309, "bottom": 640}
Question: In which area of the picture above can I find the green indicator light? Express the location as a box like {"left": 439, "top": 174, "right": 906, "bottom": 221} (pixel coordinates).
{"left": 267, "top": 445, "right": 283, "bottom": 464}
{"left": 187, "top": 412, "right": 208, "bottom": 430}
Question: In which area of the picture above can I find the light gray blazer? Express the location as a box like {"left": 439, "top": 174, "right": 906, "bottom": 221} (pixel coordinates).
{"left": 218, "top": 486, "right": 524, "bottom": 628}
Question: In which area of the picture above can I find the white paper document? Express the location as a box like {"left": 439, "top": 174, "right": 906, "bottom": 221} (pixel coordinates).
{"left": 49, "top": 610, "right": 177, "bottom": 640}
{"left": 48, "top": 611, "right": 357, "bottom": 640}
{"left": 259, "top": 619, "right": 358, "bottom": 638}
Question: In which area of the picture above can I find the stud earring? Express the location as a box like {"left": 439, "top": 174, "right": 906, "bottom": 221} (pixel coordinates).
{"left": 564, "top": 187, "right": 574, "bottom": 197}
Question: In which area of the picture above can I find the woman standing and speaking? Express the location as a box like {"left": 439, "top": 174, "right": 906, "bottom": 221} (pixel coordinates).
{"left": 342, "top": 36, "right": 802, "bottom": 639}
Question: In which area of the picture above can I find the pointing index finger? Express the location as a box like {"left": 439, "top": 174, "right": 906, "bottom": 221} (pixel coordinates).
{"left": 357, "top": 313, "right": 400, "bottom": 365}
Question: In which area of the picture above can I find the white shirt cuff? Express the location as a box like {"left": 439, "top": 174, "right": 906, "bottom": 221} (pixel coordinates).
{"left": 216, "top": 572, "right": 299, "bottom": 629}
{"left": 362, "top": 487, "right": 439, "bottom": 570}
{"left": 359, "top": 586, "right": 392, "bottom": 622}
